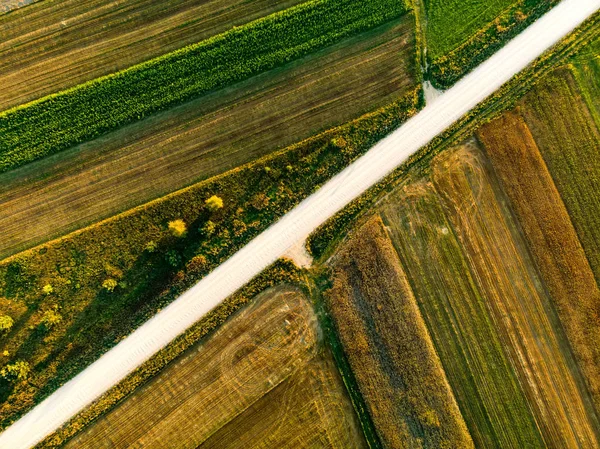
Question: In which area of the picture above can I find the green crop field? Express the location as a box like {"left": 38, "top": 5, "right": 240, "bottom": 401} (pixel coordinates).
{"left": 380, "top": 180, "right": 543, "bottom": 449}
{"left": 0, "top": 15, "right": 417, "bottom": 259}
{"left": 0, "top": 0, "right": 305, "bottom": 110}
{"left": 61, "top": 286, "right": 366, "bottom": 448}
{"left": 423, "top": 0, "right": 514, "bottom": 59}
{"left": 327, "top": 216, "right": 473, "bottom": 449}
{"left": 423, "top": 0, "right": 559, "bottom": 87}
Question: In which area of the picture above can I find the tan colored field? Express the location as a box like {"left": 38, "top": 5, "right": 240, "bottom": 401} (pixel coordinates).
{"left": 478, "top": 112, "right": 600, "bottom": 410}
{"left": 0, "top": 17, "right": 417, "bottom": 259}
{"left": 0, "top": 0, "right": 303, "bottom": 110}
{"left": 432, "top": 144, "right": 600, "bottom": 447}
{"left": 520, "top": 68, "right": 600, "bottom": 286}
{"left": 328, "top": 216, "right": 473, "bottom": 449}
{"left": 380, "top": 180, "right": 544, "bottom": 449}
{"left": 63, "top": 286, "right": 366, "bottom": 449}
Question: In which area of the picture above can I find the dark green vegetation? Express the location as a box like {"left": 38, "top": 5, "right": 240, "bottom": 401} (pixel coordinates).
{"left": 0, "top": 0, "right": 408, "bottom": 173}
{"left": 0, "top": 0, "right": 306, "bottom": 109}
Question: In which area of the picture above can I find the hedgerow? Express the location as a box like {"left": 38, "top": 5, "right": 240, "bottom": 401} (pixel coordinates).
{"left": 0, "top": 0, "right": 409, "bottom": 173}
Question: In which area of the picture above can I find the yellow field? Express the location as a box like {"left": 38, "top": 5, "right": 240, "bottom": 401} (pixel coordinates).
{"left": 432, "top": 144, "right": 600, "bottom": 447}
{"left": 327, "top": 216, "right": 473, "bottom": 449}
{"left": 63, "top": 286, "right": 365, "bottom": 448}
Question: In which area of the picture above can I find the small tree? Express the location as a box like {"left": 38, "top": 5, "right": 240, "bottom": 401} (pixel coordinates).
{"left": 168, "top": 219, "right": 187, "bottom": 238}
{"left": 102, "top": 278, "right": 118, "bottom": 292}
{"left": 205, "top": 195, "right": 224, "bottom": 212}
{"left": 1, "top": 360, "right": 30, "bottom": 382}
{"left": 144, "top": 240, "right": 158, "bottom": 253}
{"left": 166, "top": 250, "right": 181, "bottom": 268}
{"left": 42, "top": 284, "right": 53, "bottom": 295}
{"left": 0, "top": 315, "right": 13, "bottom": 333}
{"left": 40, "top": 309, "right": 62, "bottom": 331}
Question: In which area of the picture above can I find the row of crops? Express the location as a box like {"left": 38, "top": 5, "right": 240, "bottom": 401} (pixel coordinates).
{"left": 0, "top": 0, "right": 408, "bottom": 173}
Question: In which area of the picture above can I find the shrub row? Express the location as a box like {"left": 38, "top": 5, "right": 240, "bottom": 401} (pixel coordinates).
{"left": 428, "top": 0, "right": 560, "bottom": 89}
{"left": 0, "top": 87, "right": 421, "bottom": 428}
{"left": 308, "top": 12, "right": 600, "bottom": 259}
{"left": 0, "top": 0, "right": 408, "bottom": 173}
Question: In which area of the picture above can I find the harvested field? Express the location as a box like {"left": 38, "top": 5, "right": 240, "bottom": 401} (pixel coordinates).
{"left": 478, "top": 112, "right": 600, "bottom": 411}
{"left": 328, "top": 216, "right": 473, "bottom": 449}
{"left": 62, "top": 286, "right": 366, "bottom": 449}
{"left": 380, "top": 180, "right": 544, "bottom": 449}
{"left": 0, "top": 16, "right": 417, "bottom": 259}
{"left": 520, "top": 69, "right": 600, "bottom": 285}
{"left": 0, "top": 0, "right": 304, "bottom": 110}
{"left": 432, "top": 144, "right": 600, "bottom": 447}
{"left": 423, "top": 0, "right": 514, "bottom": 58}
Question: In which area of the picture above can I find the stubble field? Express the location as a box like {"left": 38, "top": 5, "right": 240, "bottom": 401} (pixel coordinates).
{"left": 62, "top": 286, "right": 366, "bottom": 449}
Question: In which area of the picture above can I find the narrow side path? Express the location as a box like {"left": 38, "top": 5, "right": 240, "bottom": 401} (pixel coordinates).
{"left": 1, "top": 0, "right": 597, "bottom": 447}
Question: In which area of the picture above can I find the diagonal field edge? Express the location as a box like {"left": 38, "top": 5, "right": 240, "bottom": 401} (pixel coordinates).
{"left": 1, "top": 0, "right": 598, "bottom": 447}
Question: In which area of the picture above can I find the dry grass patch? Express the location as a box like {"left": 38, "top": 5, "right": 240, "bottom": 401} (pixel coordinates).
{"left": 432, "top": 144, "right": 600, "bottom": 447}
{"left": 62, "top": 286, "right": 365, "bottom": 449}
{"left": 0, "top": 0, "right": 304, "bottom": 110}
{"left": 380, "top": 179, "right": 543, "bottom": 449}
{"left": 478, "top": 112, "right": 600, "bottom": 411}
{"left": 327, "top": 215, "right": 473, "bottom": 449}
{"left": 0, "top": 17, "right": 417, "bottom": 258}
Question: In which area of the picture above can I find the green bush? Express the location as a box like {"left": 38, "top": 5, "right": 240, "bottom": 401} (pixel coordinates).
{"left": 0, "top": 0, "right": 408, "bottom": 173}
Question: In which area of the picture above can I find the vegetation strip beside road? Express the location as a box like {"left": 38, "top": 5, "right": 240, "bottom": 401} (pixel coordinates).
{"left": 0, "top": 0, "right": 408, "bottom": 173}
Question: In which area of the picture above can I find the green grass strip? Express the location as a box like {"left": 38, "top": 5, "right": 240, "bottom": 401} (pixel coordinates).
{"left": 0, "top": 0, "right": 408, "bottom": 173}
